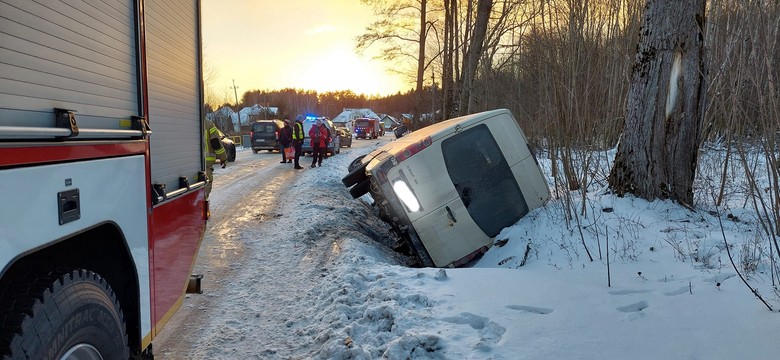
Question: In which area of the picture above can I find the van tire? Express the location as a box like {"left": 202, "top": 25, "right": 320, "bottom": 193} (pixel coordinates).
{"left": 348, "top": 155, "right": 366, "bottom": 173}
{"left": 349, "top": 178, "right": 371, "bottom": 199}
{"left": 342, "top": 163, "right": 368, "bottom": 187}
{"left": 2, "top": 269, "right": 129, "bottom": 360}
{"left": 342, "top": 155, "right": 368, "bottom": 187}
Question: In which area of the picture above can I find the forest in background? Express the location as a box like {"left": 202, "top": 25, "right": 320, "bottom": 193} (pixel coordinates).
{"left": 207, "top": 0, "right": 779, "bottom": 205}
{"left": 203, "top": 0, "right": 780, "bottom": 292}
{"left": 208, "top": 0, "right": 777, "bottom": 149}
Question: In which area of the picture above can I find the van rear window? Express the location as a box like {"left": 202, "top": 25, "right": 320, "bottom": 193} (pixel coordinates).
{"left": 441, "top": 124, "right": 528, "bottom": 237}
{"left": 253, "top": 124, "right": 274, "bottom": 133}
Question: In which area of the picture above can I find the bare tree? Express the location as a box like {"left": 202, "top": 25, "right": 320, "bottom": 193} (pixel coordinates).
{"left": 608, "top": 0, "right": 707, "bottom": 206}
{"left": 457, "top": 0, "right": 492, "bottom": 115}
{"left": 357, "top": 0, "right": 436, "bottom": 129}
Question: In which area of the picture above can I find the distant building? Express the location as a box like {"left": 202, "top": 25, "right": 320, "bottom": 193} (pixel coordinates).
{"left": 380, "top": 114, "right": 400, "bottom": 130}
{"left": 332, "top": 108, "right": 380, "bottom": 132}
{"left": 207, "top": 106, "right": 236, "bottom": 133}
{"left": 241, "top": 104, "right": 278, "bottom": 123}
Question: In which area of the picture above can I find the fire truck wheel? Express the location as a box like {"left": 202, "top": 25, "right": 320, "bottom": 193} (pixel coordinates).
{"left": 3, "top": 269, "right": 129, "bottom": 360}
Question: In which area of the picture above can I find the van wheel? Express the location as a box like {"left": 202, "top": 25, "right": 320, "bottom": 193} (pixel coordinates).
{"left": 2, "top": 269, "right": 129, "bottom": 360}
{"left": 342, "top": 157, "right": 368, "bottom": 187}
{"left": 347, "top": 155, "right": 366, "bottom": 173}
{"left": 228, "top": 145, "right": 237, "bottom": 162}
{"left": 349, "top": 178, "right": 371, "bottom": 199}
{"left": 252, "top": 149, "right": 259, "bottom": 154}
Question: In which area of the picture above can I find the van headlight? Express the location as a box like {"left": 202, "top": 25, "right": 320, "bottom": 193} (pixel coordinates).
{"left": 392, "top": 180, "right": 420, "bottom": 212}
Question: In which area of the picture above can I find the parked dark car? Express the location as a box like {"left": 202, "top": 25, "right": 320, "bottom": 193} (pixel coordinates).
{"left": 251, "top": 119, "right": 285, "bottom": 153}
{"left": 216, "top": 128, "right": 236, "bottom": 162}
{"left": 337, "top": 128, "right": 352, "bottom": 148}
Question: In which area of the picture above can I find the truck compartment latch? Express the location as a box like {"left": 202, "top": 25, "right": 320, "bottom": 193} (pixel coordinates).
{"left": 57, "top": 189, "right": 80, "bottom": 225}
{"left": 54, "top": 108, "right": 79, "bottom": 138}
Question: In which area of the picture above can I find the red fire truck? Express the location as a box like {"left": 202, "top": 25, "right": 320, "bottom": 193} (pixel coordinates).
{"left": 353, "top": 118, "right": 382, "bottom": 139}
{"left": 1, "top": 1, "right": 209, "bottom": 358}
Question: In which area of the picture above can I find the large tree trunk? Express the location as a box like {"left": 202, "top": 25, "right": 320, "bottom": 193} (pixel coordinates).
{"left": 442, "top": 0, "right": 456, "bottom": 120}
{"left": 458, "top": 0, "right": 493, "bottom": 116}
{"left": 608, "top": 0, "right": 706, "bottom": 206}
{"left": 413, "top": 0, "right": 427, "bottom": 130}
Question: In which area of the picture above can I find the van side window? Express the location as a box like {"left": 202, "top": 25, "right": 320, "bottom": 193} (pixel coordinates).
{"left": 441, "top": 124, "right": 529, "bottom": 237}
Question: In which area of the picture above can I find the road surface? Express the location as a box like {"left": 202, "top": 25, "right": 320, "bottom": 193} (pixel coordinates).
{"left": 151, "top": 137, "right": 402, "bottom": 358}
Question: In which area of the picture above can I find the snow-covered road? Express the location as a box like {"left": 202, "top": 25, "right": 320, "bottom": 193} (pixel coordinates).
{"left": 152, "top": 137, "right": 405, "bottom": 358}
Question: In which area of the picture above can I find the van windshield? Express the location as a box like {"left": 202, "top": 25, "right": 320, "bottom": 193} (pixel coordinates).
{"left": 441, "top": 124, "right": 528, "bottom": 237}
{"left": 354, "top": 120, "right": 369, "bottom": 127}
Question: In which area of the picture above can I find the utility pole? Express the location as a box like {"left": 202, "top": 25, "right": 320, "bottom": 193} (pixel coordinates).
{"left": 231, "top": 79, "right": 240, "bottom": 133}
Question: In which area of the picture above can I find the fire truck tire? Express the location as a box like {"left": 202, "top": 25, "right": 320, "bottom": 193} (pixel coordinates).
{"left": 349, "top": 178, "right": 371, "bottom": 199}
{"left": 2, "top": 269, "right": 129, "bottom": 360}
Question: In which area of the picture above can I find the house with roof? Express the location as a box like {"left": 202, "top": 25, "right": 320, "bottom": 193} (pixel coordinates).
{"left": 379, "top": 114, "right": 400, "bottom": 130}
{"left": 240, "top": 104, "right": 278, "bottom": 124}
{"left": 332, "top": 108, "right": 380, "bottom": 132}
{"left": 207, "top": 105, "right": 237, "bottom": 133}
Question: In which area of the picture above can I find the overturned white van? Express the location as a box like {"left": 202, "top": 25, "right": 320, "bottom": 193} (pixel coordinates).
{"left": 343, "top": 109, "right": 550, "bottom": 267}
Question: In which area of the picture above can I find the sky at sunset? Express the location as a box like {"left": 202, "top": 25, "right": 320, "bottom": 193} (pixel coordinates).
{"left": 202, "top": 0, "right": 411, "bottom": 100}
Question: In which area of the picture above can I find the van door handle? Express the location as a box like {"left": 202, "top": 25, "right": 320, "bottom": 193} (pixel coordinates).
{"left": 445, "top": 206, "right": 457, "bottom": 223}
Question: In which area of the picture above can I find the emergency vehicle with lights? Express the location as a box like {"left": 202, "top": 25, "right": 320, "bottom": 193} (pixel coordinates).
{"left": 1, "top": 1, "right": 210, "bottom": 358}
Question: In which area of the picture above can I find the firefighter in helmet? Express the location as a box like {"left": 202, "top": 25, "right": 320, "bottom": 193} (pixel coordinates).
{"left": 204, "top": 118, "right": 227, "bottom": 199}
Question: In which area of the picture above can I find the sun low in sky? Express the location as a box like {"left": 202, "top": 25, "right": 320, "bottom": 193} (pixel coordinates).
{"left": 202, "top": 0, "right": 410, "bottom": 99}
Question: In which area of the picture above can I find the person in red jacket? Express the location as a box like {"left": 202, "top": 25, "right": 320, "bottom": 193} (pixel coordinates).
{"left": 308, "top": 118, "right": 330, "bottom": 168}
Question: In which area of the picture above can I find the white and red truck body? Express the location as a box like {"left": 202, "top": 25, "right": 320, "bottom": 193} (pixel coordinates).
{"left": 1, "top": 0, "right": 207, "bottom": 356}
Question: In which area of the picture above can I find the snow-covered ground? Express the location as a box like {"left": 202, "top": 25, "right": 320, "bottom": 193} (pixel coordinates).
{"left": 188, "top": 139, "right": 780, "bottom": 359}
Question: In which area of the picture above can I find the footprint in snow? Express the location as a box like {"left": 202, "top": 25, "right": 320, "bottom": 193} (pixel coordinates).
{"left": 663, "top": 286, "right": 690, "bottom": 296}
{"left": 505, "top": 305, "right": 553, "bottom": 314}
{"left": 703, "top": 273, "right": 735, "bottom": 284}
{"left": 617, "top": 301, "right": 649, "bottom": 313}
{"left": 440, "top": 312, "right": 506, "bottom": 347}
{"left": 609, "top": 289, "right": 651, "bottom": 296}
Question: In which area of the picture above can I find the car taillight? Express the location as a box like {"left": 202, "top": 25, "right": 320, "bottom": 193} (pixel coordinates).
{"left": 393, "top": 136, "right": 432, "bottom": 164}
{"left": 275, "top": 130, "right": 279, "bottom": 139}
{"left": 250, "top": 131, "right": 254, "bottom": 138}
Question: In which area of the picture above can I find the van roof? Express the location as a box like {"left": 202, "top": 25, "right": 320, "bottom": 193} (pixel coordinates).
{"left": 378, "top": 109, "right": 512, "bottom": 154}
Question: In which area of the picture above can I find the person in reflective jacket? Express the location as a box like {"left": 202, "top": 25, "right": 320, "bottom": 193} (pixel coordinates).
{"left": 292, "top": 115, "right": 305, "bottom": 170}
{"left": 204, "top": 118, "right": 227, "bottom": 199}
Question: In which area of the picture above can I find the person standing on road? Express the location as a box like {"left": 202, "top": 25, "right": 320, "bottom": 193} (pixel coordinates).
{"left": 308, "top": 118, "right": 329, "bottom": 168}
{"left": 278, "top": 118, "right": 293, "bottom": 163}
{"left": 204, "top": 118, "right": 227, "bottom": 200}
{"left": 292, "top": 115, "right": 305, "bottom": 170}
